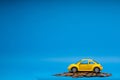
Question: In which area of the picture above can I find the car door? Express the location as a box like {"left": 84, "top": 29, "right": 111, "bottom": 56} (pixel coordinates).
{"left": 79, "top": 60, "right": 89, "bottom": 71}
{"left": 88, "top": 60, "right": 95, "bottom": 71}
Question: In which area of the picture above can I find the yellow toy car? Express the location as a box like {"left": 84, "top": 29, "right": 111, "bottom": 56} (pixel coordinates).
{"left": 68, "top": 58, "right": 103, "bottom": 73}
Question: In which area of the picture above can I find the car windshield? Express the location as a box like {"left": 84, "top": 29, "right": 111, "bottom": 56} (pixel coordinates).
{"left": 75, "top": 60, "right": 82, "bottom": 64}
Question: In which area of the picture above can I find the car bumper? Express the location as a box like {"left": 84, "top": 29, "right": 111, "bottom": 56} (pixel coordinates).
{"left": 100, "top": 66, "right": 103, "bottom": 70}
{"left": 68, "top": 66, "right": 71, "bottom": 71}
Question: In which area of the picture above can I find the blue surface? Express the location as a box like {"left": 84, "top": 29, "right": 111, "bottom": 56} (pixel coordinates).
{"left": 0, "top": 0, "right": 120, "bottom": 80}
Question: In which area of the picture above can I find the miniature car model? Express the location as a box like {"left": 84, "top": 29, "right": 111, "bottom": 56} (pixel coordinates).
{"left": 68, "top": 58, "right": 103, "bottom": 73}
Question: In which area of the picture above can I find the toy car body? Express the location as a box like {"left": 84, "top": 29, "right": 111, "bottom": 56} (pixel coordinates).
{"left": 68, "top": 58, "right": 103, "bottom": 73}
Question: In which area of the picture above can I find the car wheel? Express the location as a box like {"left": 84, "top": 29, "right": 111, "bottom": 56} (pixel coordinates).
{"left": 71, "top": 67, "right": 78, "bottom": 73}
{"left": 94, "top": 67, "right": 100, "bottom": 73}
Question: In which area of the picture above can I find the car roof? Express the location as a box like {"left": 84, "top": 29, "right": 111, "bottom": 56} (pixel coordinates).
{"left": 81, "top": 58, "right": 93, "bottom": 61}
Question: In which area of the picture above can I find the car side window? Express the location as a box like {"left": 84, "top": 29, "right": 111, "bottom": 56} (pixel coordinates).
{"left": 89, "top": 61, "right": 94, "bottom": 64}
{"left": 80, "top": 60, "right": 88, "bottom": 64}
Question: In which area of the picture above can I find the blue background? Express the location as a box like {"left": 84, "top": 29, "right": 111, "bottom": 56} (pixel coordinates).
{"left": 0, "top": 0, "right": 120, "bottom": 80}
